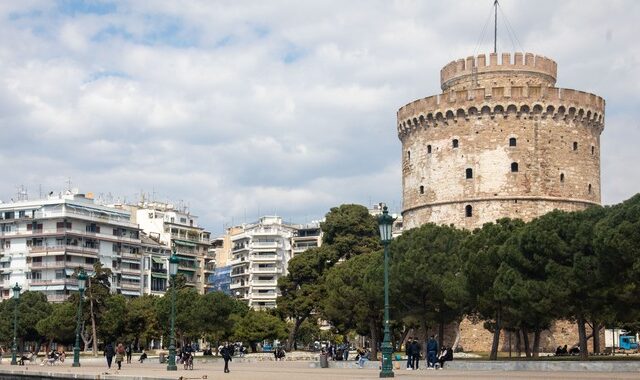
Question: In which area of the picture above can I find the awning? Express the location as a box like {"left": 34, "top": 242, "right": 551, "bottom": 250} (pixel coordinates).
{"left": 177, "top": 256, "right": 196, "bottom": 262}
{"left": 121, "top": 290, "right": 140, "bottom": 296}
{"left": 174, "top": 239, "right": 196, "bottom": 247}
{"left": 121, "top": 258, "right": 140, "bottom": 264}
{"left": 151, "top": 272, "right": 168, "bottom": 279}
{"left": 48, "top": 285, "right": 65, "bottom": 291}
{"left": 121, "top": 274, "right": 139, "bottom": 280}
{"left": 28, "top": 285, "right": 65, "bottom": 291}
{"left": 0, "top": 256, "right": 11, "bottom": 263}
{"left": 152, "top": 256, "right": 166, "bottom": 264}
{"left": 65, "top": 268, "right": 75, "bottom": 276}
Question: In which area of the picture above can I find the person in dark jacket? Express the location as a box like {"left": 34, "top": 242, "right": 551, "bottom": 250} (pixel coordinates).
{"left": 104, "top": 343, "right": 115, "bottom": 369}
{"left": 411, "top": 339, "right": 421, "bottom": 370}
{"left": 405, "top": 338, "right": 414, "bottom": 369}
{"left": 426, "top": 336, "right": 438, "bottom": 369}
{"left": 220, "top": 343, "right": 232, "bottom": 373}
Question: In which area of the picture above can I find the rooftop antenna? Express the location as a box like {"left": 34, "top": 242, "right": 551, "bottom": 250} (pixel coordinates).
{"left": 494, "top": 0, "right": 498, "bottom": 54}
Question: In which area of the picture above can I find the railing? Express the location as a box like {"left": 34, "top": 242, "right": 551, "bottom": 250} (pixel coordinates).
{"left": 120, "top": 282, "right": 140, "bottom": 290}
{"left": 119, "top": 267, "right": 141, "bottom": 275}
{"left": 47, "top": 294, "right": 69, "bottom": 302}
{"left": 251, "top": 279, "right": 278, "bottom": 286}
{"left": 29, "top": 261, "right": 92, "bottom": 270}
{"left": 33, "top": 209, "right": 133, "bottom": 226}
{"left": 29, "top": 278, "right": 78, "bottom": 286}
{"left": 250, "top": 241, "right": 279, "bottom": 248}
{"left": 251, "top": 267, "right": 281, "bottom": 274}
{"left": 230, "top": 271, "right": 247, "bottom": 277}
{"left": 251, "top": 292, "right": 278, "bottom": 299}
{"left": 29, "top": 245, "right": 99, "bottom": 255}
{"left": 250, "top": 254, "right": 278, "bottom": 261}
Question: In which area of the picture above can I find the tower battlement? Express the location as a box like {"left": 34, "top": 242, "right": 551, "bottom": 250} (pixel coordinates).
{"left": 399, "top": 52, "right": 604, "bottom": 232}
{"left": 440, "top": 52, "right": 557, "bottom": 91}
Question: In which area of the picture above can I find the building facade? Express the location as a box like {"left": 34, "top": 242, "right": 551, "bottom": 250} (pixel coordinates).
{"left": 130, "top": 201, "right": 213, "bottom": 294}
{"left": 0, "top": 192, "right": 143, "bottom": 301}
{"left": 398, "top": 52, "right": 604, "bottom": 230}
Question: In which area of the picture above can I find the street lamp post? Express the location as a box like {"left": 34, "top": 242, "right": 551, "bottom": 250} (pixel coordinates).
{"left": 10, "top": 283, "right": 21, "bottom": 366}
{"left": 378, "top": 205, "right": 394, "bottom": 378}
{"left": 167, "top": 251, "right": 179, "bottom": 371}
{"left": 73, "top": 270, "right": 88, "bottom": 367}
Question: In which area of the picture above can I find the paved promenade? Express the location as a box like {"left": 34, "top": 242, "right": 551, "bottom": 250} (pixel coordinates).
{"left": 1, "top": 358, "right": 639, "bottom": 380}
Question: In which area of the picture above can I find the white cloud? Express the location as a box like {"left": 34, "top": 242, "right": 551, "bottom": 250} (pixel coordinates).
{"left": 0, "top": 0, "right": 638, "bottom": 234}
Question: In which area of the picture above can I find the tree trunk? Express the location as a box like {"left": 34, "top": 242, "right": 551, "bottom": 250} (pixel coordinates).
{"left": 286, "top": 317, "right": 304, "bottom": 351}
{"left": 592, "top": 322, "right": 601, "bottom": 354}
{"left": 420, "top": 317, "right": 429, "bottom": 357}
{"left": 577, "top": 316, "right": 588, "bottom": 360}
{"left": 438, "top": 321, "right": 444, "bottom": 349}
{"left": 369, "top": 318, "right": 379, "bottom": 361}
{"left": 89, "top": 294, "right": 98, "bottom": 357}
{"left": 521, "top": 327, "right": 531, "bottom": 358}
{"left": 532, "top": 329, "right": 541, "bottom": 358}
{"left": 515, "top": 329, "right": 521, "bottom": 357}
{"left": 452, "top": 320, "right": 461, "bottom": 352}
{"left": 489, "top": 309, "right": 502, "bottom": 360}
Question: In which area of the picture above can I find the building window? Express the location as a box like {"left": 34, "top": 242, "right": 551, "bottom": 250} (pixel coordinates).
{"left": 588, "top": 184, "right": 592, "bottom": 194}
{"left": 452, "top": 139, "right": 459, "bottom": 148}
{"left": 407, "top": 150, "right": 411, "bottom": 160}
{"left": 509, "top": 137, "right": 517, "bottom": 147}
{"left": 419, "top": 185, "right": 424, "bottom": 194}
{"left": 466, "top": 168, "right": 473, "bottom": 179}
{"left": 465, "top": 205, "right": 473, "bottom": 217}
{"left": 427, "top": 145, "right": 432, "bottom": 154}
{"left": 591, "top": 145, "right": 595, "bottom": 155}
{"left": 511, "top": 162, "right": 519, "bottom": 172}
{"left": 560, "top": 173, "right": 565, "bottom": 182}
{"left": 573, "top": 142, "right": 578, "bottom": 151}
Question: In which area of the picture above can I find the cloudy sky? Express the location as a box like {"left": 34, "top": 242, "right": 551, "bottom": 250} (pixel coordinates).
{"left": 0, "top": 0, "right": 638, "bottom": 234}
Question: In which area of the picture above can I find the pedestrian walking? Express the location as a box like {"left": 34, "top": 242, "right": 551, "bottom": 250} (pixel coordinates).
{"left": 104, "top": 343, "right": 115, "bottom": 369}
{"left": 342, "top": 343, "right": 349, "bottom": 361}
{"left": 220, "top": 343, "right": 232, "bottom": 373}
{"left": 115, "top": 343, "right": 125, "bottom": 370}
{"left": 411, "top": 339, "right": 421, "bottom": 370}
{"left": 125, "top": 344, "right": 132, "bottom": 364}
{"left": 426, "top": 335, "right": 438, "bottom": 369}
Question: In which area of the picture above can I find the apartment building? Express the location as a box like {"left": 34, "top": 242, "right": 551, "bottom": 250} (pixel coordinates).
{"left": 130, "top": 202, "right": 212, "bottom": 294}
{"left": 140, "top": 233, "right": 171, "bottom": 296}
{"left": 0, "top": 192, "right": 143, "bottom": 302}
{"left": 291, "top": 222, "right": 322, "bottom": 256}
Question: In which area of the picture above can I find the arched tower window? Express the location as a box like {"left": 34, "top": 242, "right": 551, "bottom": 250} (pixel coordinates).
{"left": 509, "top": 137, "right": 517, "bottom": 147}
{"left": 452, "top": 139, "right": 459, "bottom": 148}
{"left": 465, "top": 168, "right": 473, "bottom": 179}
{"left": 560, "top": 173, "right": 565, "bottom": 182}
{"left": 573, "top": 142, "right": 578, "bottom": 151}
{"left": 465, "top": 205, "right": 473, "bottom": 217}
{"left": 419, "top": 185, "right": 424, "bottom": 194}
{"left": 427, "top": 145, "right": 432, "bottom": 154}
{"left": 588, "top": 184, "right": 592, "bottom": 194}
{"left": 511, "top": 162, "right": 519, "bottom": 172}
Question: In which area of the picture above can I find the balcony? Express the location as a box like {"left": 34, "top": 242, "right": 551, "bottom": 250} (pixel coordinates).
{"left": 251, "top": 279, "right": 278, "bottom": 286}
{"left": 251, "top": 267, "right": 281, "bottom": 274}
{"left": 228, "top": 257, "right": 248, "bottom": 267}
{"left": 29, "top": 245, "right": 99, "bottom": 256}
{"left": 119, "top": 267, "right": 141, "bottom": 275}
{"left": 229, "top": 282, "right": 247, "bottom": 290}
{"left": 250, "top": 241, "right": 279, "bottom": 249}
{"left": 251, "top": 292, "right": 278, "bottom": 300}
{"left": 33, "top": 209, "right": 134, "bottom": 227}
{"left": 29, "top": 278, "right": 78, "bottom": 286}
{"left": 47, "top": 294, "right": 69, "bottom": 302}
{"left": 250, "top": 254, "right": 278, "bottom": 262}
{"left": 230, "top": 271, "right": 248, "bottom": 278}
{"left": 120, "top": 282, "right": 140, "bottom": 290}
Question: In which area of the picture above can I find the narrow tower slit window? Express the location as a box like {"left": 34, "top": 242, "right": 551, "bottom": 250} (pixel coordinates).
{"left": 427, "top": 145, "right": 432, "bottom": 154}
{"left": 588, "top": 184, "right": 592, "bottom": 194}
{"left": 511, "top": 162, "right": 519, "bottom": 172}
{"left": 560, "top": 173, "right": 565, "bottom": 182}
{"left": 419, "top": 185, "right": 424, "bottom": 194}
{"left": 452, "top": 139, "right": 459, "bottom": 148}
{"left": 573, "top": 142, "right": 578, "bottom": 151}
{"left": 465, "top": 168, "right": 473, "bottom": 179}
{"left": 509, "top": 137, "right": 517, "bottom": 147}
{"left": 591, "top": 145, "right": 595, "bottom": 155}
{"left": 407, "top": 150, "right": 411, "bottom": 160}
{"left": 465, "top": 205, "right": 473, "bottom": 217}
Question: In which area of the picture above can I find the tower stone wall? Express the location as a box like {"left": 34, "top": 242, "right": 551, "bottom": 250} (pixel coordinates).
{"left": 398, "top": 52, "right": 604, "bottom": 230}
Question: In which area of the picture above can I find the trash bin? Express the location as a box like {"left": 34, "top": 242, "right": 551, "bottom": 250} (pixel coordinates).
{"left": 319, "top": 353, "right": 329, "bottom": 368}
{"left": 159, "top": 353, "right": 166, "bottom": 363}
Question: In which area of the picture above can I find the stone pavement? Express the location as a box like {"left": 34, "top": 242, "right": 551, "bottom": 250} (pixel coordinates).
{"left": 1, "top": 358, "right": 640, "bottom": 380}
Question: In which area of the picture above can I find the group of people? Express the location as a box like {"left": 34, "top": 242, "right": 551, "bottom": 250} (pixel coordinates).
{"left": 324, "top": 343, "right": 350, "bottom": 361}
{"left": 555, "top": 344, "right": 580, "bottom": 356}
{"left": 406, "top": 336, "right": 453, "bottom": 370}
{"left": 274, "top": 346, "right": 286, "bottom": 361}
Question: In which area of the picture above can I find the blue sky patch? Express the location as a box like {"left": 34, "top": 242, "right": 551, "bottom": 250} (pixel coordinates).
{"left": 57, "top": 0, "right": 116, "bottom": 16}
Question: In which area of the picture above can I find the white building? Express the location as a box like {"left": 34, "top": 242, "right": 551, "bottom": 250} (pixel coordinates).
{"left": 129, "top": 201, "right": 212, "bottom": 294}
{"left": 0, "top": 192, "right": 143, "bottom": 301}
{"left": 227, "top": 216, "right": 322, "bottom": 310}
{"left": 140, "top": 233, "right": 171, "bottom": 296}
